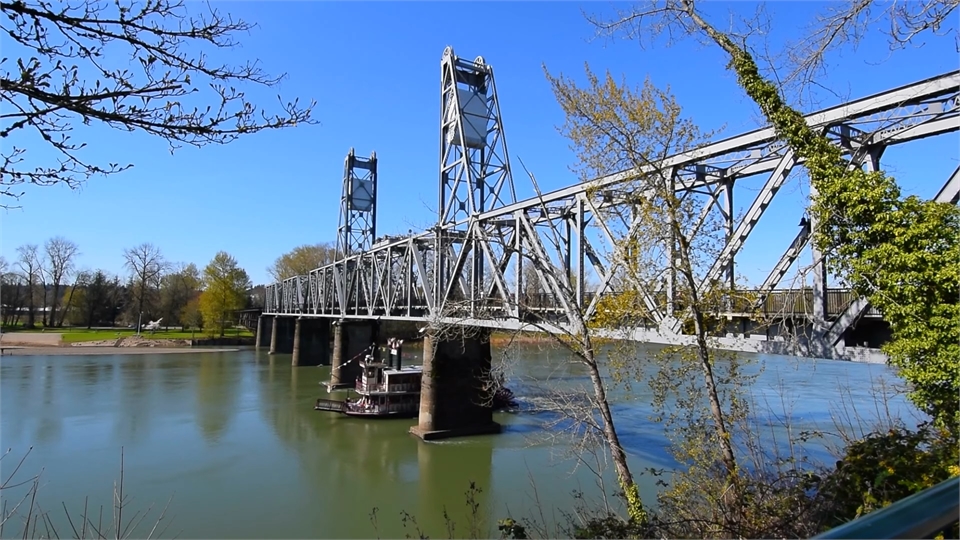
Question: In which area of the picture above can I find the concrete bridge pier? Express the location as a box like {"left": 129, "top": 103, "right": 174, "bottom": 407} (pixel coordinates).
{"left": 328, "top": 320, "right": 379, "bottom": 389}
{"left": 255, "top": 316, "right": 272, "bottom": 351}
{"left": 268, "top": 316, "right": 295, "bottom": 355}
{"left": 410, "top": 328, "right": 502, "bottom": 441}
{"left": 292, "top": 318, "right": 331, "bottom": 367}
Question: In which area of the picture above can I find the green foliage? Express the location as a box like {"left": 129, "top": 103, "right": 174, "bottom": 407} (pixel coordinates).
{"left": 79, "top": 270, "right": 125, "bottom": 328}
{"left": 711, "top": 31, "right": 959, "bottom": 439}
{"left": 267, "top": 243, "right": 337, "bottom": 282}
{"left": 589, "top": 290, "right": 653, "bottom": 330}
{"left": 817, "top": 426, "right": 960, "bottom": 527}
{"left": 53, "top": 327, "right": 252, "bottom": 342}
{"left": 545, "top": 65, "right": 708, "bottom": 183}
{"left": 622, "top": 481, "right": 649, "bottom": 528}
{"left": 160, "top": 264, "right": 201, "bottom": 328}
{"left": 200, "top": 251, "right": 251, "bottom": 337}
{"left": 497, "top": 518, "right": 528, "bottom": 539}
{"left": 571, "top": 512, "right": 649, "bottom": 539}
{"left": 669, "top": 16, "right": 960, "bottom": 535}
{"left": 65, "top": 288, "right": 86, "bottom": 325}
{"left": 181, "top": 298, "right": 203, "bottom": 332}
{"left": 546, "top": 61, "right": 748, "bottom": 530}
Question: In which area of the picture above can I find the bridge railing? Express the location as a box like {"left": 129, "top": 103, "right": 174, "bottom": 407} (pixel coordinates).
{"left": 263, "top": 280, "right": 879, "bottom": 323}
{"left": 500, "top": 289, "right": 878, "bottom": 319}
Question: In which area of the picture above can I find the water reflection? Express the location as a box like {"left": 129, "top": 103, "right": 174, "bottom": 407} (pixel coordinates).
{"left": 255, "top": 354, "right": 495, "bottom": 538}
{"left": 67, "top": 360, "right": 114, "bottom": 401}
{"left": 0, "top": 345, "right": 919, "bottom": 539}
{"left": 159, "top": 355, "right": 192, "bottom": 393}
{"left": 19, "top": 361, "right": 34, "bottom": 391}
{"left": 35, "top": 362, "right": 63, "bottom": 444}
{"left": 416, "top": 440, "right": 494, "bottom": 535}
{"left": 116, "top": 357, "right": 153, "bottom": 443}
{"left": 196, "top": 354, "right": 243, "bottom": 443}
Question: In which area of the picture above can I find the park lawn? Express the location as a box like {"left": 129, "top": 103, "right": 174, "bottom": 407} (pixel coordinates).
{"left": 57, "top": 328, "right": 254, "bottom": 343}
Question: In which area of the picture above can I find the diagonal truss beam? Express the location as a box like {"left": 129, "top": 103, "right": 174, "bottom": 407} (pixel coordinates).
{"left": 262, "top": 67, "right": 959, "bottom": 363}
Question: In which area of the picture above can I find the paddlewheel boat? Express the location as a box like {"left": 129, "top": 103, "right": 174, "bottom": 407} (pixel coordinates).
{"left": 313, "top": 337, "right": 518, "bottom": 418}
{"left": 315, "top": 338, "right": 422, "bottom": 418}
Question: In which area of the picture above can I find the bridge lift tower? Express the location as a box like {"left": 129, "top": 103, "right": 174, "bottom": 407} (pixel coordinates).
{"left": 436, "top": 46, "right": 517, "bottom": 309}
{"left": 337, "top": 148, "right": 378, "bottom": 259}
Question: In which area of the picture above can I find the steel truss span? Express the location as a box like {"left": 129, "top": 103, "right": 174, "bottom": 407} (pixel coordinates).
{"left": 264, "top": 57, "right": 959, "bottom": 362}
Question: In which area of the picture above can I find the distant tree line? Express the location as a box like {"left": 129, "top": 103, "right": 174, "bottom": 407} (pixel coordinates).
{"left": 2, "top": 239, "right": 591, "bottom": 333}
{"left": 1, "top": 240, "right": 261, "bottom": 336}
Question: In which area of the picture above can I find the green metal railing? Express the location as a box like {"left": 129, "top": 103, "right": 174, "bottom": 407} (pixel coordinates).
{"left": 813, "top": 476, "right": 959, "bottom": 539}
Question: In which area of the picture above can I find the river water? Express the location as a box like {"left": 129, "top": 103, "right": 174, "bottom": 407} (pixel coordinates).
{"left": 0, "top": 344, "right": 913, "bottom": 538}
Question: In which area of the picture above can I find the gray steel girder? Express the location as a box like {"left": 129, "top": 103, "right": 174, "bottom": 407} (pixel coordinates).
{"left": 263, "top": 67, "right": 959, "bottom": 363}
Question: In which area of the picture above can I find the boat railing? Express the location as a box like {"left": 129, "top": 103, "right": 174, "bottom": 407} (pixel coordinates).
{"left": 355, "top": 381, "right": 419, "bottom": 393}
{"left": 367, "top": 403, "right": 406, "bottom": 414}
{"left": 356, "top": 380, "right": 385, "bottom": 392}
{"left": 315, "top": 399, "right": 346, "bottom": 413}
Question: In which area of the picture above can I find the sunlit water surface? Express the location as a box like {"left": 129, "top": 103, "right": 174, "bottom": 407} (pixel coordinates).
{"left": 0, "top": 345, "right": 913, "bottom": 538}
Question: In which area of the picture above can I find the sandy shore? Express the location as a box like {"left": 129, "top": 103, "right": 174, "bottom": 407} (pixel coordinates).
{"left": 1, "top": 346, "right": 240, "bottom": 356}
{"left": 0, "top": 333, "right": 240, "bottom": 356}
{"left": 0, "top": 332, "right": 64, "bottom": 346}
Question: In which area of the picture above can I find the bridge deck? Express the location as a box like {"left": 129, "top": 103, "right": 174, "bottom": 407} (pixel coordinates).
{"left": 259, "top": 69, "right": 957, "bottom": 367}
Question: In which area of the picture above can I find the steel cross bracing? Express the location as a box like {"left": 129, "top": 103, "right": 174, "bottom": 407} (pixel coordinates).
{"left": 337, "top": 149, "right": 378, "bottom": 258}
{"left": 438, "top": 46, "right": 516, "bottom": 225}
{"left": 264, "top": 65, "right": 959, "bottom": 362}
{"left": 436, "top": 47, "right": 517, "bottom": 319}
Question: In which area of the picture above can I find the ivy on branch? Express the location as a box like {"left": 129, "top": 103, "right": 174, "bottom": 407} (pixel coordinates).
{"left": 680, "top": 1, "right": 959, "bottom": 438}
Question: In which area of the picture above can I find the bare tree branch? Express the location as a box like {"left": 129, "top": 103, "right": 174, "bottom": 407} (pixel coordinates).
{"left": 0, "top": 0, "right": 318, "bottom": 206}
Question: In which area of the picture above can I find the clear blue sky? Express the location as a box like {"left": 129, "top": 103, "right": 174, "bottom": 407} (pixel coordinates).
{"left": 2, "top": 1, "right": 957, "bottom": 286}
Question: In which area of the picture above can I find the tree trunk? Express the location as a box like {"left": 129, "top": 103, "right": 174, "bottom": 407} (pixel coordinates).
{"left": 587, "top": 360, "right": 634, "bottom": 483}
{"left": 40, "top": 279, "right": 49, "bottom": 327}
{"left": 672, "top": 212, "right": 738, "bottom": 475}
{"left": 674, "top": 218, "right": 740, "bottom": 533}
{"left": 50, "top": 282, "right": 61, "bottom": 327}
{"left": 582, "top": 344, "right": 647, "bottom": 525}
{"left": 137, "top": 287, "right": 145, "bottom": 333}
{"left": 26, "top": 278, "right": 36, "bottom": 328}
{"left": 58, "top": 278, "right": 79, "bottom": 327}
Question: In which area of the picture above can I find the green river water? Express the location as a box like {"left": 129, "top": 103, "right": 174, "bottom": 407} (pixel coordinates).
{"left": 0, "top": 344, "right": 911, "bottom": 538}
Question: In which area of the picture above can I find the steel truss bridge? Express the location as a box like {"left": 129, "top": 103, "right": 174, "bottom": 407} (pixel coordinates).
{"left": 264, "top": 47, "right": 959, "bottom": 362}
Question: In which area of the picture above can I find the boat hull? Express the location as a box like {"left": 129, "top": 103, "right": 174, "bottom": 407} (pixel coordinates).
{"left": 342, "top": 408, "right": 418, "bottom": 419}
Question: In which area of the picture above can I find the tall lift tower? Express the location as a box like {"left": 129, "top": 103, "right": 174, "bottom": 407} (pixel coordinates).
{"left": 438, "top": 46, "right": 515, "bottom": 224}
{"left": 436, "top": 47, "right": 516, "bottom": 308}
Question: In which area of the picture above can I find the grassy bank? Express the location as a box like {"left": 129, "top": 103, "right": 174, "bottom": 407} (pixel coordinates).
{"left": 6, "top": 324, "right": 531, "bottom": 345}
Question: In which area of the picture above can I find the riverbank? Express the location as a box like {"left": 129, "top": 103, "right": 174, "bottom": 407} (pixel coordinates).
{"left": 1, "top": 346, "right": 240, "bottom": 356}
{"left": 0, "top": 333, "right": 241, "bottom": 355}
{"left": 489, "top": 331, "right": 556, "bottom": 346}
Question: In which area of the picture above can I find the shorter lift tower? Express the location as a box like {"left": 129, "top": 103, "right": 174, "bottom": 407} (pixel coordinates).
{"left": 337, "top": 148, "right": 378, "bottom": 259}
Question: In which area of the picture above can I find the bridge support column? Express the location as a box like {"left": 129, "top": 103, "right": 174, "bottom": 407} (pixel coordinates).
{"left": 410, "top": 328, "right": 502, "bottom": 441}
{"left": 257, "top": 316, "right": 273, "bottom": 350}
{"left": 329, "top": 320, "right": 378, "bottom": 389}
{"left": 268, "top": 316, "right": 295, "bottom": 355}
{"left": 268, "top": 316, "right": 278, "bottom": 354}
{"left": 255, "top": 316, "right": 263, "bottom": 351}
{"left": 292, "top": 318, "right": 302, "bottom": 365}
{"left": 292, "top": 318, "right": 330, "bottom": 367}
{"left": 330, "top": 323, "right": 343, "bottom": 385}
